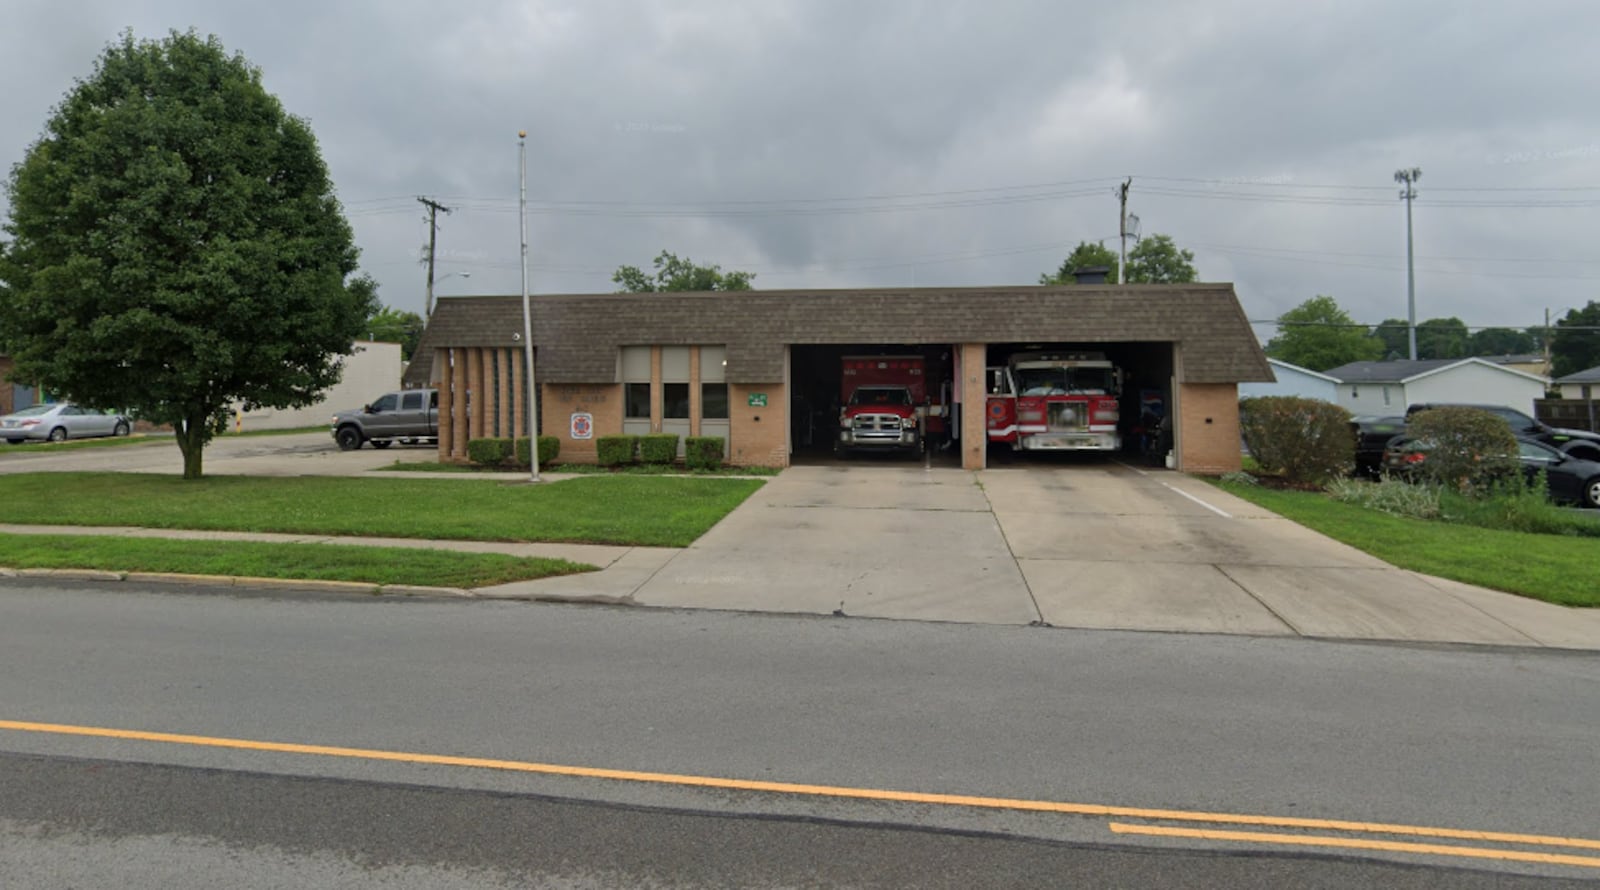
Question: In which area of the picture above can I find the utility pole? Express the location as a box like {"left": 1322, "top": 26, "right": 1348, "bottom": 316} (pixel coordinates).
{"left": 418, "top": 197, "right": 452, "bottom": 320}
{"left": 1394, "top": 168, "right": 1421, "bottom": 360}
{"left": 1117, "top": 178, "right": 1131, "bottom": 285}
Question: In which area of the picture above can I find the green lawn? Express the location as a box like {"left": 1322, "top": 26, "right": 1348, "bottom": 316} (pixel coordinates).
{"left": 0, "top": 533, "right": 590, "bottom": 588}
{"left": 0, "top": 472, "right": 764, "bottom": 547}
{"left": 379, "top": 460, "right": 782, "bottom": 477}
{"left": 1211, "top": 480, "right": 1600, "bottom": 607}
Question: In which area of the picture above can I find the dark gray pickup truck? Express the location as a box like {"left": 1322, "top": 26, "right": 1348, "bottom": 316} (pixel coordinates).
{"left": 331, "top": 388, "right": 438, "bottom": 450}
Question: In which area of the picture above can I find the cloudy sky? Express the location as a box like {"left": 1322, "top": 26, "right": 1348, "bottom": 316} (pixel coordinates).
{"left": 4, "top": 0, "right": 1598, "bottom": 343}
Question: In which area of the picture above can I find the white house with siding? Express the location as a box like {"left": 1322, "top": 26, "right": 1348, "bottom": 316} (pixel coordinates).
{"left": 1238, "top": 358, "right": 1340, "bottom": 403}
{"left": 1321, "top": 358, "right": 1549, "bottom": 416}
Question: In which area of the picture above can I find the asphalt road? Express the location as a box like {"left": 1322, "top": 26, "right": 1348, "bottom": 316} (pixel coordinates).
{"left": 3, "top": 579, "right": 1599, "bottom": 884}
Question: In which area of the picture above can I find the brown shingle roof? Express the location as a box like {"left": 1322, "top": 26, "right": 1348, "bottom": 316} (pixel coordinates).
{"left": 403, "top": 284, "right": 1271, "bottom": 387}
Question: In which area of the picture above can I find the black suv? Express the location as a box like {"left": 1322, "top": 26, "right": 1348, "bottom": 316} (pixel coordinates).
{"left": 1403, "top": 403, "right": 1600, "bottom": 461}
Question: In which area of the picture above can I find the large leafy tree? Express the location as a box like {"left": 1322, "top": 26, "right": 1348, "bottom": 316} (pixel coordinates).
{"left": 1125, "top": 233, "right": 1198, "bottom": 284}
{"left": 1039, "top": 240, "right": 1118, "bottom": 284}
{"left": 1370, "top": 318, "right": 1411, "bottom": 358}
{"left": 1551, "top": 300, "right": 1600, "bottom": 377}
{"left": 1416, "top": 317, "right": 1470, "bottom": 360}
{"left": 0, "top": 31, "right": 375, "bottom": 478}
{"left": 1264, "top": 295, "right": 1381, "bottom": 372}
{"left": 1467, "top": 326, "right": 1536, "bottom": 357}
{"left": 365, "top": 303, "right": 425, "bottom": 362}
{"left": 613, "top": 250, "right": 754, "bottom": 292}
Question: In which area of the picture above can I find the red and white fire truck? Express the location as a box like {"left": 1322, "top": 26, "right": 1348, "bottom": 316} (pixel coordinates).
{"left": 836, "top": 355, "right": 933, "bottom": 456}
{"left": 985, "top": 350, "right": 1122, "bottom": 451}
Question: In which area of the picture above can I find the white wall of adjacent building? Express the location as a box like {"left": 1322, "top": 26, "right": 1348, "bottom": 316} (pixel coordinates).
{"left": 1404, "top": 362, "right": 1546, "bottom": 414}
{"left": 1238, "top": 359, "right": 1339, "bottom": 403}
{"left": 230, "top": 340, "right": 402, "bottom": 431}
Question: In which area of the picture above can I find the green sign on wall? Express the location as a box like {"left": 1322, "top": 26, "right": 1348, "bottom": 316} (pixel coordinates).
{"left": 747, "top": 393, "right": 768, "bottom": 407}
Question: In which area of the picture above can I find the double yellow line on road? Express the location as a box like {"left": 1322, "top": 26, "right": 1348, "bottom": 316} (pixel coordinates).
{"left": 3, "top": 718, "right": 1596, "bottom": 870}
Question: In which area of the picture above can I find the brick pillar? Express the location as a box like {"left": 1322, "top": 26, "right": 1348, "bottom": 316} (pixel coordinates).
{"left": 512, "top": 350, "right": 525, "bottom": 440}
{"left": 454, "top": 347, "right": 470, "bottom": 457}
{"left": 689, "top": 346, "right": 702, "bottom": 437}
{"left": 438, "top": 348, "right": 455, "bottom": 462}
{"left": 497, "top": 349, "right": 511, "bottom": 439}
{"left": 466, "top": 348, "right": 483, "bottom": 443}
{"left": 960, "top": 343, "right": 987, "bottom": 471}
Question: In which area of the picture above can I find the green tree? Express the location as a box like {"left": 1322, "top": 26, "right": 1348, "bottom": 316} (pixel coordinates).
{"left": 1264, "top": 295, "right": 1381, "bottom": 372}
{"left": 1551, "top": 300, "right": 1600, "bottom": 377}
{"left": 365, "top": 303, "right": 424, "bottom": 362}
{"left": 1370, "top": 318, "right": 1411, "bottom": 358}
{"left": 1039, "top": 241, "right": 1119, "bottom": 284}
{"left": 1416, "top": 317, "right": 1470, "bottom": 360}
{"left": 0, "top": 31, "right": 375, "bottom": 478}
{"left": 613, "top": 251, "right": 755, "bottom": 293}
{"left": 1467, "top": 326, "right": 1536, "bottom": 357}
{"left": 1125, "top": 233, "right": 1198, "bottom": 283}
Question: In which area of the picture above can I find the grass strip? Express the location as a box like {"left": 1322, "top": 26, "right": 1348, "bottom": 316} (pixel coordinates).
{"left": 378, "top": 460, "right": 782, "bottom": 477}
{"left": 1, "top": 425, "right": 331, "bottom": 456}
{"left": 0, "top": 472, "right": 763, "bottom": 547}
{"left": 1211, "top": 480, "right": 1600, "bottom": 607}
{"left": 0, "top": 533, "right": 592, "bottom": 588}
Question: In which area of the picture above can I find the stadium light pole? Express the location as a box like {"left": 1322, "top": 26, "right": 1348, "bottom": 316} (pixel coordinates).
{"left": 519, "top": 130, "right": 540, "bottom": 483}
{"left": 1395, "top": 167, "right": 1422, "bottom": 360}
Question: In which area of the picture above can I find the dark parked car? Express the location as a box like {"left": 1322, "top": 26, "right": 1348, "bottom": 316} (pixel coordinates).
{"left": 1404, "top": 403, "right": 1600, "bottom": 461}
{"left": 1382, "top": 435, "right": 1600, "bottom": 507}
{"left": 1350, "top": 415, "right": 1408, "bottom": 478}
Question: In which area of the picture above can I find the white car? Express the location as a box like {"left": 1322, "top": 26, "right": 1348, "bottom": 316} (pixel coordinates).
{"left": 2, "top": 403, "right": 132, "bottom": 444}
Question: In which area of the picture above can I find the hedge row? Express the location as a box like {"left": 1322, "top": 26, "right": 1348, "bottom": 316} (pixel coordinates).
{"left": 594, "top": 434, "right": 725, "bottom": 470}
{"left": 466, "top": 436, "right": 560, "bottom": 468}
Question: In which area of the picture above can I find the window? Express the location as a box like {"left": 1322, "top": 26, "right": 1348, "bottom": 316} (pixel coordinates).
{"left": 663, "top": 383, "right": 690, "bottom": 419}
{"left": 400, "top": 392, "right": 423, "bottom": 411}
{"left": 1382, "top": 386, "right": 1390, "bottom": 406}
{"left": 625, "top": 383, "right": 651, "bottom": 419}
{"left": 371, "top": 394, "right": 398, "bottom": 412}
{"left": 699, "top": 345, "right": 728, "bottom": 420}
{"left": 702, "top": 383, "right": 729, "bottom": 419}
{"left": 429, "top": 391, "right": 439, "bottom": 409}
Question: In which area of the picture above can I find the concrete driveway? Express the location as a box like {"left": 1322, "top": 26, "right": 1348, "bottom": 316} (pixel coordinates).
{"left": 606, "top": 460, "right": 1598, "bottom": 648}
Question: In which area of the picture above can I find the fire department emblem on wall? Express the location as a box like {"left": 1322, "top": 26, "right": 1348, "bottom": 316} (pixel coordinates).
{"left": 570, "top": 412, "right": 594, "bottom": 440}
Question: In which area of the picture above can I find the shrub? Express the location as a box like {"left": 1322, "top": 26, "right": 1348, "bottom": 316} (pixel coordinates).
{"left": 466, "top": 437, "right": 511, "bottom": 467}
{"left": 1325, "top": 476, "right": 1441, "bottom": 520}
{"left": 685, "top": 437, "right": 725, "bottom": 470}
{"left": 1407, "top": 407, "right": 1518, "bottom": 495}
{"left": 1219, "top": 471, "right": 1258, "bottom": 486}
{"left": 513, "top": 436, "right": 561, "bottom": 467}
{"left": 1238, "top": 396, "right": 1354, "bottom": 486}
{"left": 595, "top": 435, "right": 637, "bottom": 467}
{"left": 638, "top": 434, "right": 679, "bottom": 465}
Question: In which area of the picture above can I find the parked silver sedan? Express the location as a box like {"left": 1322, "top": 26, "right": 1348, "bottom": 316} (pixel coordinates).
{"left": 2, "top": 403, "right": 131, "bottom": 444}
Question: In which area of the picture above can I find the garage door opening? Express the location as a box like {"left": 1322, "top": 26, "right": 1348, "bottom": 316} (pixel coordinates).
{"left": 983, "top": 341, "right": 1175, "bottom": 463}
{"left": 789, "top": 344, "right": 959, "bottom": 465}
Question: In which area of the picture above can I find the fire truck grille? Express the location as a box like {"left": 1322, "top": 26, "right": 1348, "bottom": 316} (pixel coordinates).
{"left": 1048, "top": 403, "right": 1086, "bottom": 431}
{"left": 851, "top": 414, "right": 902, "bottom": 431}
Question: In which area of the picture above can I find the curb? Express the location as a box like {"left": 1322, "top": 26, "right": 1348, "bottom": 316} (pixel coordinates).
{"left": 1, "top": 566, "right": 472, "bottom": 599}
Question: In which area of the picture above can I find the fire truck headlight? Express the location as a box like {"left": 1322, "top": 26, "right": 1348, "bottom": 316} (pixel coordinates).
{"left": 840, "top": 416, "right": 852, "bottom": 429}
{"left": 901, "top": 416, "right": 917, "bottom": 429}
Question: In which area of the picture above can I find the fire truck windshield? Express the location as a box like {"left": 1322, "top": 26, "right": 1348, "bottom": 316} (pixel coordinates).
{"left": 1015, "top": 367, "right": 1115, "bottom": 396}
{"left": 849, "top": 386, "right": 913, "bottom": 406}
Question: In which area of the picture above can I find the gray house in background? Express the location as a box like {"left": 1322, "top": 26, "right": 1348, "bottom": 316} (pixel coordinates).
{"left": 1553, "top": 365, "right": 1600, "bottom": 400}
{"left": 1321, "top": 357, "right": 1549, "bottom": 416}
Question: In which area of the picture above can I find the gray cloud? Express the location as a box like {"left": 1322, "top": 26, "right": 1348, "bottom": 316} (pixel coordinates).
{"left": 4, "top": 0, "right": 1597, "bottom": 342}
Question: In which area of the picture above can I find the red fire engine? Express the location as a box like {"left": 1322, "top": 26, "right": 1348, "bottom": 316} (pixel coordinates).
{"left": 985, "top": 351, "right": 1122, "bottom": 451}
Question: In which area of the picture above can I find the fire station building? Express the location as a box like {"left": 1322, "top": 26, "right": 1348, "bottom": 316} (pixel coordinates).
{"left": 402, "top": 283, "right": 1273, "bottom": 473}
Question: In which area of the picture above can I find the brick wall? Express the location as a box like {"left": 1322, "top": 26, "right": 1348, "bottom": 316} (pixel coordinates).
{"left": 1177, "top": 382, "right": 1242, "bottom": 474}
{"left": 541, "top": 383, "right": 622, "bottom": 463}
{"left": 728, "top": 382, "right": 787, "bottom": 467}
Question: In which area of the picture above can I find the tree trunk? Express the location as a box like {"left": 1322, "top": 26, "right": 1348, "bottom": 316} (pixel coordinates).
{"left": 175, "top": 413, "right": 207, "bottom": 480}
